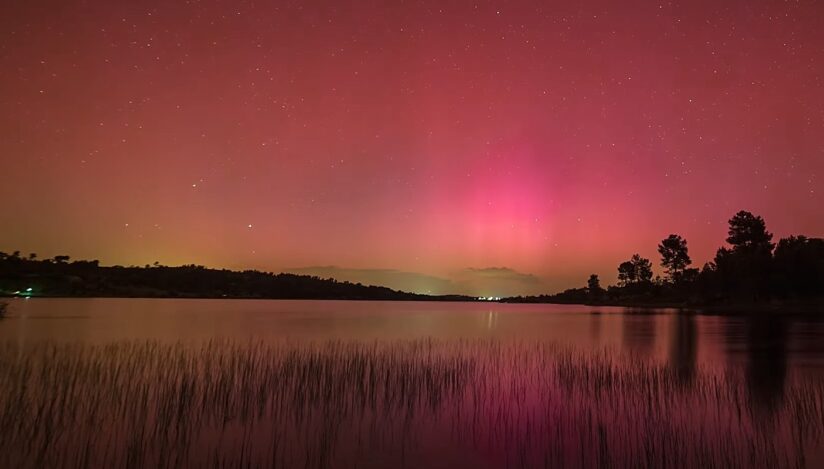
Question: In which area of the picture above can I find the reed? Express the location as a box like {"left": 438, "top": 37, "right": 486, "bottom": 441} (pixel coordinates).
{"left": 0, "top": 339, "right": 820, "bottom": 468}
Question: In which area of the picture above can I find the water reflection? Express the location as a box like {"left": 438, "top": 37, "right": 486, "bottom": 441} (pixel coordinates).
{"left": 3, "top": 299, "right": 824, "bottom": 380}
{"left": 2, "top": 300, "right": 824, "bottom": 467}
{"left": 622, "top": 313, "right": 656, "bottom": 356}
{"left": 486, "top": 310, "right": 498, "bottom": 330}
{"left": 589, "top": 312, "right": 602, "bottom": 340}
{"left": 794, "top": 320, "right": 824, "bottom": 367}
{"left": 1, "top": 339, "right": 820, "bottom": 468}
{"left": 745, "top": 316, "right": 788, "bottom": 413}
{"left": 669, "top": 314, "right": 697, "bottom": 387}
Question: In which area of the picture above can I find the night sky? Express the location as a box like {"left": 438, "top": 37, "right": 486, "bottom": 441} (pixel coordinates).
{"left": 2, "top": 0, "right": 822, "bottom": 296}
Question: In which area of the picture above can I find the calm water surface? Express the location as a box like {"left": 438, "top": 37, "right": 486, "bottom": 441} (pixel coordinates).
{"left": 1, "top": 298, "right": 823, "bottom": 468}
{"left": 3, "top": 298, "right": 824, "bottom": 374}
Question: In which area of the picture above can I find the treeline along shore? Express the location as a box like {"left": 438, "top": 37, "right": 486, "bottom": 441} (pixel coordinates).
{"left": 0, "top": 255, "right": 472, "bottom": 302}
{"left": 505, "top": 210, "right": 824, "bottom": 313}
{"left": 1, "top": 210, "right": 822, "bottom": 313}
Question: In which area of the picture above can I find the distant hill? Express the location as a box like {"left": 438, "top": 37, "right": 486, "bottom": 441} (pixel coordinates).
{"left": 0, "top": 253, "right": 473, "bottom": 301}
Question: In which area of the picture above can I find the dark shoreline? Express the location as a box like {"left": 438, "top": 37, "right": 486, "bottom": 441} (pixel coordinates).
{"left": 504, "top": 298, "right": 824, "bottom": 316}
{"left": 4, "top": 295, "right": 823, "bottom": 316}
{"left": 0, "top": 294, "right": 478, "bottom": 302}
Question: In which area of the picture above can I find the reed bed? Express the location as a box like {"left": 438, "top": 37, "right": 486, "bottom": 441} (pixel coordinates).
{"left": 0, "top": 339, "right": 821, "bottom": 468}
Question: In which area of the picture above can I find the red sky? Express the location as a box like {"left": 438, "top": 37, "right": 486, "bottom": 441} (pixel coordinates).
{"left": 1, "top": 0, "right": 822, "bottom": 296}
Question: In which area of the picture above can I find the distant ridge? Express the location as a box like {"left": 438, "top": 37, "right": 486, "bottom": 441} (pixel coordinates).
{"left": 0, "top": 253, "right": 474, "bottom": 301}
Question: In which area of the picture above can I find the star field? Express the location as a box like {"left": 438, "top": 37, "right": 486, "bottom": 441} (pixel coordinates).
{"left": 1, "top": 0, "right": 823, "bottom": 295}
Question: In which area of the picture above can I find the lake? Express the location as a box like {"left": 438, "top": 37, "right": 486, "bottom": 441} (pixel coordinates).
{"left": 1, "top": 298, "right": 823, "bottom": 467}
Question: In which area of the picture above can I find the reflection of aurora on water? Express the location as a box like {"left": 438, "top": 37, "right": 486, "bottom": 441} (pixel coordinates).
{"left": 0, "top": 339, "right": 821, "bottom": 468}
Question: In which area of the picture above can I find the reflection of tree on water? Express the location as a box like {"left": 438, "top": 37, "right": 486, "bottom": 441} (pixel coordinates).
{"left": 793, "top": 319, "right": 824, "bottom": 357}
{"left": 589, "top": 311, "right": 602, "bottom": 342}
{"left": 622, "top": 312, "right": 656, "bottom": 356}
{"left": 668, "top": 314, "right": 697, "bottom": 387}
{"left": 745, "top": 316, "right": 788, "bottom": 414}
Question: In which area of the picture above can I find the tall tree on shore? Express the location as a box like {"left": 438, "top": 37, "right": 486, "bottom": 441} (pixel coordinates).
{"left": 587, "top": 274, "right": 601, "bottom": 292}
{"left": 726, "top": 211, "right": 774, "bottom": 253}
{"left": 714, "top": 211, "right": 774, "bottom": 300}
{"left": 658, "top": 234, "right": 692, "bottom": 282}
{"left": 772, "top": 236, "right": 824, "bottom": 298}
{"left": 617, "top": 261, "right": 636, "bottom": 286}
{"left": 617, "top": 254, "right": 653, "bottom": 286}
{"left": 587, "top": 274, "right": 604, "bottom": 301}
{"left": 632, "top": 254, "right": 654, "bottom": 283}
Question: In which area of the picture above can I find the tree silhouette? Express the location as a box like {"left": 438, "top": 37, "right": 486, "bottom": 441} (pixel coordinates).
{"left": 510, "top": 209, "right": 824, "bottom": 306}
{"left": 658, "top": 234, "right": 691, "bottom": 282}
{"left": 617, "top": 254, "right": 653, "bottom": 286}
{"left": 617, "top": 261, "right": 636, "bottom": 286}
{"left": 726, "top": 211, "right": 774, "bottom": 252}
{"left": 714, "top": 211, "right": 774, "bottom": 301}
{"left": 587, "top": 274, "right": 604, "bottom": 301}
{"left": 632, "top": 254, "right": 653, "bottom": 283}
{"left": 772, "top": 236, "right": 824, "bottom": 298}
{"left": 587, "top": 274, "right": 601, "bottom": 292}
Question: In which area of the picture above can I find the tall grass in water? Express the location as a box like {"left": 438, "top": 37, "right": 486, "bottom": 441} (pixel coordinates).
{"left": 0, "top": 339, "right": 821, "bottom": 468}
